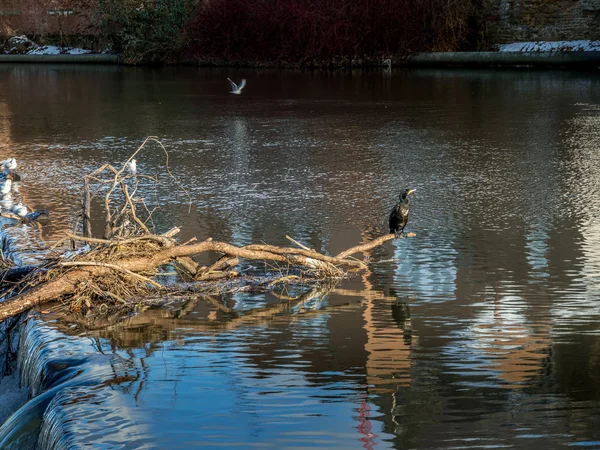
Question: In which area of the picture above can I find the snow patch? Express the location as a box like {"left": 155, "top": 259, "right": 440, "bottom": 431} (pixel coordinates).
{"left": 27, "top": 45, "right": 92, "bottom": 55}
{"left": 27, "top": 46, "right": 61, "bottom": 55}
{"left": 8, "top": 36, "right": 30, "bottom": 45}
{"left": 66, "top": 47, "right": 93, "bottom": 55}
{"left": 498, "top": 40, "right": 600, "bottom": 52}
{"left": 3, "top": 35, "right": 38, "bottom": 54}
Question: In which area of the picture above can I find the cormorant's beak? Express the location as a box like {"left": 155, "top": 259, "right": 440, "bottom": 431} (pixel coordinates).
{"left": 407, "top": 189, "right": 416, "bottom": 195}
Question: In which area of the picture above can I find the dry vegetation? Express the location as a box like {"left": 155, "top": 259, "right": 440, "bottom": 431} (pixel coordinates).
{"left": 1, "top": 0, "right": 487, "bottom": 65}
{"left": 186, "top": 0, "right": 486, "bottom": 66}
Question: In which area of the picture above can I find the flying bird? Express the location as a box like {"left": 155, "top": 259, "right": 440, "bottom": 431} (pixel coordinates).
{"left": 227, "top": 78, "right": 246, "bottom": 95}
{"left": 389, "top": 188, "right": 416, "bottom": 237}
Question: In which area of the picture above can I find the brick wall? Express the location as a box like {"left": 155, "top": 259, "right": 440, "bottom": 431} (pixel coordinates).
{"left": 484, "top": 0, "right": 600, "bottom": 43}
{"left": 0, "top": 0, "right": 598, "bottom": 44}
{"left": 0, "top": 0, "right": 94, "bottom": 36}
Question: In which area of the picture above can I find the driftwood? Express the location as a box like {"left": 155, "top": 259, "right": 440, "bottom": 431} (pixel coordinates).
{"left": 0, "top": 138, "right": 413, "bottom": 324}
{"left": 0, "top": 233, "right": 400, "bottom": 322}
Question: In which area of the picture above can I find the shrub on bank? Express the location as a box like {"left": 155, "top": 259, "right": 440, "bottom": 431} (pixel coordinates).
{"left": 183, "top": 0, "right": 487, "bottom": 66}
{"left": 1, "top": 0, "right": 485, "bottom": 65}
{"left": 94, "top": 0, "right": 198, "bottom": 63}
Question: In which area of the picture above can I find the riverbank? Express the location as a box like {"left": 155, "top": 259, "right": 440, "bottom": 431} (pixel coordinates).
{"left": 0, "top": 54, "right": 120, "bottom": 64}
{"left": 2, "top": 51, "right": 599, "bottom": 69}
{"left": 1, "top": 36, "right": 599, "bottom": 69}
{"left": 405, "top": 51, "right": 600, "bottom": 69}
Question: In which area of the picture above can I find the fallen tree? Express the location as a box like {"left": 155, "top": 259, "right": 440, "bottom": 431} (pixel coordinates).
{"left": 0, "top": 231, "right": 401, "bottom": 322}
{"left": 0, "top": 138, "right": 412, "bottom": 324}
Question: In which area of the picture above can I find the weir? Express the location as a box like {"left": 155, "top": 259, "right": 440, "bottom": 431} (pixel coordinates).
{"left": 0, "top": 315, "right": 137, "bottom": 449}
{"left": 0, "top": 316, "right": 26, "bottom": 426}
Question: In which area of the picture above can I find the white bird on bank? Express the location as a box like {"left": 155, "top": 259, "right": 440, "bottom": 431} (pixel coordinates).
{"left": 11, "top": 203, "right": 27, "bottom": 217}
{"left": 1, "top": 195, "right": 13, "bottom": 211}
{"left": 1, "top": 158, "right": 17, "bottom": 170}
{"left": 127, "top": 159, "right": 137, "bottom": 174}
{"left": 0, "top": 179, "right": 11, "bottom": 195}
{"left": 227, "top": 78, "right": 246, "bottom": 94}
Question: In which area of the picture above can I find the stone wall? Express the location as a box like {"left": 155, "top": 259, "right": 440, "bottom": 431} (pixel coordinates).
{"left": 485, "top": 0, "right": 600, "bottom": 44}
{"left": 0, "top": 0, "right": 93, "bottom": 36}
{"left": 0, "top": 0, "right": 598, "bottom": 47}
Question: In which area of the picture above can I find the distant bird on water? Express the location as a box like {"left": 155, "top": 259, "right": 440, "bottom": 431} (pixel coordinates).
{"left": 127, "top": 159, "right": 137, "bottom": 174}
{"left": 389, "top": 188, "right": 416, "bottom": 237}
{"left": 227, "top": 78, "right": 246, "bottom": 95}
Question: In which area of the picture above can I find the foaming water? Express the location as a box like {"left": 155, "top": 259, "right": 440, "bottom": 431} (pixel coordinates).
{"left": 16, "top": 317, "right": 97, "bottom": 398}
{"left": 1, "top": 67, "right": 600, "bottom": 449}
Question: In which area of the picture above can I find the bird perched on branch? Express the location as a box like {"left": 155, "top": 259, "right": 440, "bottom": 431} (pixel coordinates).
{"left": 389, "top": 188, "right": 416, "bottom": 237}
{"left": 1, "top": 158, "right": 16, "bottom": 171}
{"left": 0, "top": 158, "right": 20, "bottom": 181}
{"left": 0, "top": 179, "right": 11, "bottom": 195}
{"left": 227, "top": 78, "right": 246, "bottom": 94}
{"left": 22, "top": 209, "right": 50, "bottom": 223}
{"left": 11, "top": 203, "right": 27, "bottom": 217}
{"left": 127, "top": 159, "right": 137, "bottom": 174}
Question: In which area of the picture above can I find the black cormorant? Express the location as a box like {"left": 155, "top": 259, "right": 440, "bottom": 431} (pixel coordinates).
{"left": 389, "top": 188, "right": 416, "bottom": 236}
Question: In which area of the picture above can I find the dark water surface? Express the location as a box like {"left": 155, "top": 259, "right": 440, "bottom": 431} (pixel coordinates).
{"left": 1, "top": 65, "right": 600, "bottom": 449}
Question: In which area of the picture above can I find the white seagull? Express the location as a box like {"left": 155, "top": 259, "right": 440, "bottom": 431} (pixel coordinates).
{"left": 11, "top": 203, "right": 27, "bottom": 217}
{"left": 0, "top": 179, "right": 11, "bottom": 195}
{"left": 1, "top": 195, "right": 13, "bottom": 210}
{"left": 227, "top": 78, "right": 246, "bottom": 95}
{"left": 1, "top": 158, "right": 16, "bottom": 170}
{"left": 127, "top": 159, "right": 137, "bottom": 174}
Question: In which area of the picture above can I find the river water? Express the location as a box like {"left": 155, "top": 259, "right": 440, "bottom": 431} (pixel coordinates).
{"left": 0, "top": 65, "right": 600, "bottom": 449}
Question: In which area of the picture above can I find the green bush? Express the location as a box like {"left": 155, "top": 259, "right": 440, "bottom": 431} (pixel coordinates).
{"left": 97, "top": 0, "right": 198, "bottom": 63}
